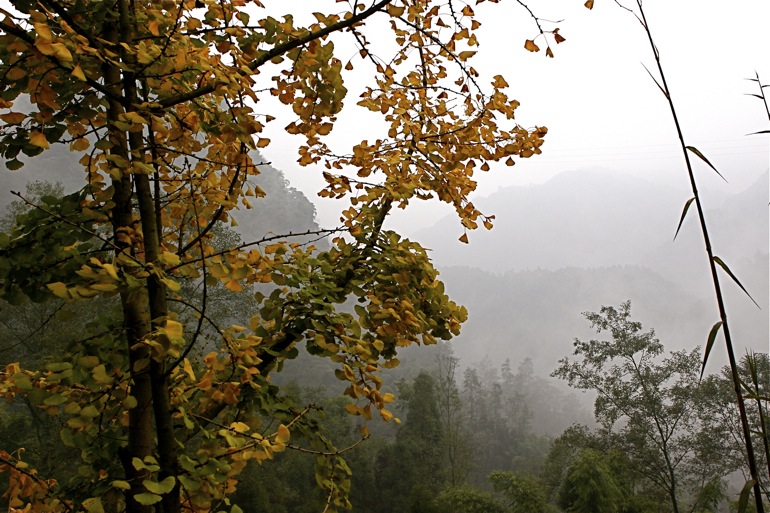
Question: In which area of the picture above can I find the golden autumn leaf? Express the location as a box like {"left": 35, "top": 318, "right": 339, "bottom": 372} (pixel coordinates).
{"left": 33, "top": 23, "right": 53, "bottom": 41}
{"left": 51, "top": 42, "right": 73, "bottom": 62}
{"left": 275, "top": 424, "right": 290, "bottom": 444}
{"left": 524, "top": 39, "right": 540, "bottom": 52}
{"left": 29, "top": 131, "right": 49, "bottom": 149}
{"left": 225, "top": 279, "right": 244, "bottom": 292}
{"left": 0, "top": 112, "right": 26, "bottom": 124}
{"left": 6, "top": 67, "right": 26, "bottom": 80}
{"left": 230, "top": 422, "right": 250, "bottom": 433}
{"left": 164, "top": 319, "right": 184, "bottom": 340}
{"left": 458, "top": 233, "right": 469, "bottom": 244}
{"left": 72, "top": 137, "right": 90, "bottom": 151}
{"left": 47, "top": 282, "right": 69, "bottom": 298}
{"left": 585, "top": 0, "right": 594, "bottom": 9}
{"left": 492, "top": 75, "right": 509, "bottom": 88}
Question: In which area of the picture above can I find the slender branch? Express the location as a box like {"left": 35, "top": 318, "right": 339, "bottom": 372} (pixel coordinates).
{"left": 287, "top": 435, "right": 370, "bottom": 457}
{"left": 156, "top": 0, "right": 394, "bottom": 109}
{"left": 167, "top": 227, "right": 345, "bottom": 272}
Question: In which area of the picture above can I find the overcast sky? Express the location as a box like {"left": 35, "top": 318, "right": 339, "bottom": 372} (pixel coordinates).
{"left": 260, "top": 0, "right": 770, "bottom": 234}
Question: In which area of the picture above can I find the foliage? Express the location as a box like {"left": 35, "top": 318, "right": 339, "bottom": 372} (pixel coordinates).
{"left": 552, "top": 302, "right": 734, "bottom": 513}
{"left": 0, "top": 0, "right": 551, "bottom": 510}
{"left": 700, "top": 353, "right": 770, "bottom": 498}
{"left": 556, "top": 449, "right": 623, "bottom": 513}
{"left": 434, "top": 486, "right": 507, "bottom": 513}
{"left": 374, "top": 372, "right": 446, "bottom": 513}
{"left": 434, "top": 346, "right": 472, "bottom": 488}
{"left": 488, "top": 470, "right": 550, "bottom": 513}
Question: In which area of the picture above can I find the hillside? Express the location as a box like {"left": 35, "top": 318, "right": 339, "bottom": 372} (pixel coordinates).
{"left": 412, "top": 169, "right": 768, "bottom": 373}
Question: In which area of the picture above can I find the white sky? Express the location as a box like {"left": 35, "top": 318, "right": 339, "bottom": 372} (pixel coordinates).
{"left": 259, "top": 0, "right": 770, "bottom": 234}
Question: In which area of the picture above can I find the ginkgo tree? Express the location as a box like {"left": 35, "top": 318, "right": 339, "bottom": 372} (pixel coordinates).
{"left": 0, "top": 0, "right": 557, "bottom": 511}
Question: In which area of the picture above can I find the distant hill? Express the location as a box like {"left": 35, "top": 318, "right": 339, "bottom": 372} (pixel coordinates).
{"left": 413, "top": 169, "right": 768, "bottom": 274}
{"left": 436, "top": 264, "right": 714, "bottom": 375}
{"left": 411, "top": 169, "right": 768, "bottom": 373}
{"left": 1, "top": 145, "right": 321, "bottom": 242}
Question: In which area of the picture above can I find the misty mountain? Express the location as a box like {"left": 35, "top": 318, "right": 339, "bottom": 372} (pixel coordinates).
{"left": 435, "top": 264, "right": 714, "bottom": 375}
{"left": 412, "top": 169, "right": 768, "bottom": 273}
{"left": 1, "top": 147, "right": 321, "bottom": 244}
{"left": 412, "top": 169, "right": 768, "bottom": 374}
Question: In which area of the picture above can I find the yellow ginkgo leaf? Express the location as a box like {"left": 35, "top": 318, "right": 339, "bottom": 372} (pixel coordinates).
{"left": 34, "top": 23, "right": 53, "bottom": 41}
{"left": 72, "top": 137, "right": 90, "bottom": 151}
{"left": 165, "top": 319, "right": 184, "bottom": 340}
{"left": 52, "top": 42, "right": 73, "bottom": 61}
{"left": 71, "top": 65, "right": 86, "bottom": 81}
{"left": 492, "top": 75, "right": 509, "bottom": 88}
{"left": 29, "top": 131, "right": 50, "bottom": 149}
{"left": 524, "top": 39, "right": 540, "bottom": 52}
{"left": 275, "top": 424, "right": 290, "bottom": 444}
{"left": 47, "top": 282, "right": 69, "bottom": 298}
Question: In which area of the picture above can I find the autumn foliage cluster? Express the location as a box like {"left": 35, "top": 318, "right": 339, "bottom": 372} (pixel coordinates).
{"left": 0, "top": 0, "right": 552, "bottom": 511}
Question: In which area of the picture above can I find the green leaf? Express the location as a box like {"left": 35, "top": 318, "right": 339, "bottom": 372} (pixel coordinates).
{"left": 736, "top": 479, "right": 756, "bottom": 513}
{"left": 701, "top": 321, "right": 722, "bottom": 379}
{"left": 673, "top": 197, "right": 695, "bottom": 241}
{"left": 712, "top": 256, "right": 760, "bottom": 308}
{"left": 111, "top": 480, "right": 132, "bottom": 490}
{"left": 5, "top": 158, "right": 24, "bottom": 170}
{"left": 93, "top": 138, "right": 113, "bottom": 150}
{"left": 143, "top": 476, "right": 176, "bottom": 494}
{"left": 43, "top": 393, "right": 68, "bottom": 406}
{"left": 80, "top": 405, "right": 100, "bottom": 418}
{"left": 134, "top": 492, "right": 162, "bottom": 506}
{"left": 82, "top": 497, "right": 105, "bottom": 513}
{"left": 45, "top": 362, "right": 73, "bottom": 372}
{"left": 178, "top": 474, "right": 201, "bottom": 492}
{"left": 685, "top": 146, "right": 727, "bottom": 182}
{"left": 132, "top": 456, "right": 160, "bottom": 472}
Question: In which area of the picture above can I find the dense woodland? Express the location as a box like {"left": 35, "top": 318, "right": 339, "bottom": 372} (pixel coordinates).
{"left": 0, "top": 0, "right": 768, "bottom": 512}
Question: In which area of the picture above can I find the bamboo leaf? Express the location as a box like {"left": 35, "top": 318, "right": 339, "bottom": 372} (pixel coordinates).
{"left": 736, "top": 479, "right": 756, "bottom": 513}
{"left": 685, "top": 146, "right": 727, "bottom": 182}
{"left": 641, "top": 63, "right": 667, "bottom": 98}
{"left": 673, "top": 197, "right": 695, "bottom": 241}
{"left": 713, "top": 256, "right": 760, "bottom": 308}
{"left": 746, "top": 130, "right": 770, "bottom": 135}
{"left": 701, "top": 321, "right": 722, "bottom": 379}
